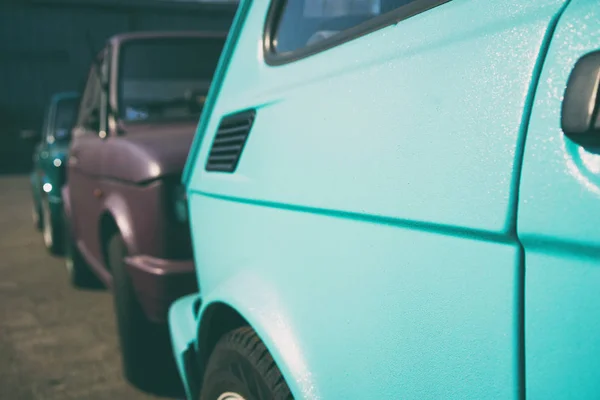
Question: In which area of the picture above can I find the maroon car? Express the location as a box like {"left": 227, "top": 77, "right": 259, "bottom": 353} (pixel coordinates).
{"left": 61, "top": 31, "right": 226, "bottom": 393}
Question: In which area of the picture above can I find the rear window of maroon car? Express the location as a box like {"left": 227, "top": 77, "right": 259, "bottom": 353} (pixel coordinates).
{"left": 118, "top": 37, "right": 225, "bottom": 123}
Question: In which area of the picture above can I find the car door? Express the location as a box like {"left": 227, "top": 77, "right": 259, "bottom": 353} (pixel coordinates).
{"left": 68, "top": 52, "right": 109, "bottom": 266}
{"left": 186, "top": 0, "right": 571, "bottom": 398}
{"left": 518, "top": 1, "right": 600, "bottom": 398}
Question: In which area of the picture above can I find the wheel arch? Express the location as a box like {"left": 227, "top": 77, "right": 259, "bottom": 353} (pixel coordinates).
{"left": 98, "top": 193, "right": 138, "bottom": 268}
{"left": 197, "top": 301, "right": 248, "bottom": 366}
{"left": 98, "top": 211, "right": 119, "bottom": 270}
{"left": 192, "top": 281, "right": 318, "bottom": 400}
{"left": 190, "top": 301, "right": 256, "bottom": 398}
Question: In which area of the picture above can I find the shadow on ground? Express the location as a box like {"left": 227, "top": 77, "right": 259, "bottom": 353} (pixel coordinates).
{"left": 0, "top": 175, "right": 177, "bottom": 400}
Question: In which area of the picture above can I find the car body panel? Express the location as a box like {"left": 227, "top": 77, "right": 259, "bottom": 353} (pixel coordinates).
{"left": 169, "top": 0, "right": 579, "bottom": 399}
{"left": 101, "top": 121, "right": 195, "bottom": 183}
{"left": 188, "top": 0, "right": 568, "bottom": 235}
{"left": 30, "top": 91, "right": 79, "bottom": 212}
{"left": 64, "top": 31, "right": 231, "bottom": 321}
{"left": 128, "top": 256, "right": 197, "bottom": 323}
{"left": 169, "top": 293, "right": 200, "bottom": 399}
{"left": 69, "top": 131, "right": 108, "bottom": 262}
{"left": 32, "top": 142, "right": 69, "bottom": 202}
{"left": 517, "top": 0, "right": 600, "bottom": 397}
{"left": 189, "top": 193, "right": 520, "bottom": 399}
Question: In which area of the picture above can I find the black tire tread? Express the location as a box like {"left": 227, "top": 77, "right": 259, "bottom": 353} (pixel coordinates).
{"left": 108, "top": 234, "right": 183, "bottom": 397}
{"left": 203, "top": 326, "right": 293, "bottom": 400}
{"left": 64, "top": 210, "right": 100, "bottom": 288}
{"left": 42, "top": 199, "right": 64, "bottom": 255}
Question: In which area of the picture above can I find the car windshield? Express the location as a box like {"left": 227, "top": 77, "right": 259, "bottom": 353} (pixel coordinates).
{"left": 53, "top": 97, "right": 79, "bottom": 141}
{"left": 118, "top": 36, "right": 225, "bottom": 123}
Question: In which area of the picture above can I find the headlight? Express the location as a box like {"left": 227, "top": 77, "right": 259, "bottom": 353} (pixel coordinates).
{"left": 173, "top": 184, "right": 188, "bottom": 223}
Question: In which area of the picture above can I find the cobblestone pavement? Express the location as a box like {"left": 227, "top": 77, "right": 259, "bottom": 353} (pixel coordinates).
{"left": 0, "top": 175, "right": 173, "bottom": 400}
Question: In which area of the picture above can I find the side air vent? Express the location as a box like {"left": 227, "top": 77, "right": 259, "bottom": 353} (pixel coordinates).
{"left": 205, "top": 110, "right": 256, "bottom": 173}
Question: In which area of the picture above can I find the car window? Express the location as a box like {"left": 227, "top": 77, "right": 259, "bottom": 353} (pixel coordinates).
{"left": 269, "top": 0, "right": 429, "bottom": 55}
{"left": 76, "top": 65, "right": 102, "bottom": 132}
{"left": 74, "top": 71, "right": 92, "bottom": 129}
{"left": 52, "top": 97, "right": 79, "bottom": 141}
{"left": 118, "top": 36, "right": 225, "bottom": 123}
{"left": 86, "top": 73, "right": 102, "bottom": 130}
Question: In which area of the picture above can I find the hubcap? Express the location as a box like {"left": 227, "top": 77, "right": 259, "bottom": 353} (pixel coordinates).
{"left": 217, "top": 393, "right": 246, "bottom": 400}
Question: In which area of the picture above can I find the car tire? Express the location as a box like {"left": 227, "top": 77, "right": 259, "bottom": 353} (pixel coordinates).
{"left": 41, "top": 198, "right": 64, "bottom": 255}
{"left": 199, "top": 326, "right": 293, "bottom": 400}
{"left": 108, "top": 233, "right": 184, "bottom": 397}
{"left": 64, "top": 210, "right": 100, "bottom": 288}
{"left": 32, "top": 202, "right": 42, "bottom": 231}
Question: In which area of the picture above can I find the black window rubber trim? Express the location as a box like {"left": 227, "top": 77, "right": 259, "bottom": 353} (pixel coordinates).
{"left": 263, "top": 0, "right": 453, "bottom": 66}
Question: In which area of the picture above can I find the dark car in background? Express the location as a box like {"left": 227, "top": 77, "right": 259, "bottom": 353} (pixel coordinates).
{"left": 30, "top": 92, "right": 80, "bottom": 254}
{"left": 60, "top": 31, "right": 227, "bottom": 394}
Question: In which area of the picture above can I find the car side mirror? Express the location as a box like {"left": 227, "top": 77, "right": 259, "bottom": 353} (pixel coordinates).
{"left": 561, "top": 50, "right": 600, "bottom": 147}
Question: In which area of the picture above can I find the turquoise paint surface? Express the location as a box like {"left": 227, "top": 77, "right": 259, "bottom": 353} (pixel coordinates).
{"left": 189, "top": 0, "right": 567, "bottom": 233}
{"left": 518, "top": 0, "right": 600, "bottom": 398}
{"left": 166, "top": 0, "right": 593, "bottom": 398}
{"left": 168, "top": 293, "right": 199, "bottom": 400}
{"left": 188, "top": 194, "right": 519, "bottom": 399}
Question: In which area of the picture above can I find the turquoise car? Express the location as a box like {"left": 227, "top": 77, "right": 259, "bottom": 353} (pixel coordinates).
{"left": 170, "top": 0, "right": 600, "bottom": 398}
{"left": 31, "top": 92, "right": 80, "bottom": 255}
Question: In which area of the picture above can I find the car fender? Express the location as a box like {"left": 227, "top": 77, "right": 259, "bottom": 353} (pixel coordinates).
{"left": 101, "top": 191, "right": 138, "bottom": 255}
{"left": 197, "top": 268, "right": 321, "bottom": 400}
